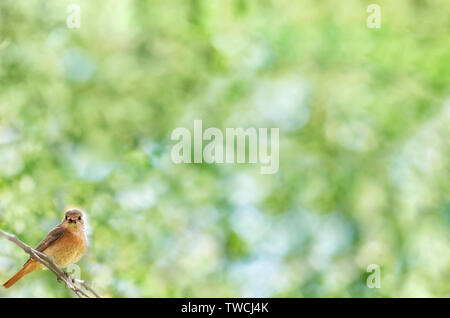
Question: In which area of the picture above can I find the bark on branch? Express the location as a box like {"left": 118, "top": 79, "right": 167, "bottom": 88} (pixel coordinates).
{"left": 0, "top": 228, "right": 101, "bottom": 298}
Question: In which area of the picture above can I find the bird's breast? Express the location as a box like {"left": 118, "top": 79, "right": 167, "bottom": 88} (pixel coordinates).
{"left": 43, "top": 229, "right": 87, "bottom": 268}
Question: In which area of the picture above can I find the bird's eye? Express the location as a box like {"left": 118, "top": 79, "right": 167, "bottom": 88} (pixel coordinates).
{"left": 65, "top": 216, "right": 68, "bottom": 220}
{"left": 78, "top": 216, "right": 82, "bottom": 220}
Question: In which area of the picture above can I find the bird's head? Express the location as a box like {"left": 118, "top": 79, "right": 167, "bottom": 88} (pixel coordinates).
{"left": 62, "top": 208, "right": 85, "bottom": 229}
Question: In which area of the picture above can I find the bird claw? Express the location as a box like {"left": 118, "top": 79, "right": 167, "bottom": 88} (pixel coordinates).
{"left": 57, "top": 271, "right": 75, "bottom": 287}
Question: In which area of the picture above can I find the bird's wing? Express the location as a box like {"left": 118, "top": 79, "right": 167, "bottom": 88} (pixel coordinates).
{"left": 35, "top": 225, "right": 65, "bottom": 252}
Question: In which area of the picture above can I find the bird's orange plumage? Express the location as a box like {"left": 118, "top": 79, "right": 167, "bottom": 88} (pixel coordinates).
{"left": 3, "top": 259, "right": 40, "bottom": 288}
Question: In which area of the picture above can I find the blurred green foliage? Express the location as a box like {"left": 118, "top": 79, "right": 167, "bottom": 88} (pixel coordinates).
{"left": 0, "top": 0, "right": 449, "bottom": 297}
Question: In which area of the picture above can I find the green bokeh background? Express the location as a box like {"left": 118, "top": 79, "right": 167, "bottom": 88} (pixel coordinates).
{"left": 0, "top": 0, "right": 449, "bottom": 297}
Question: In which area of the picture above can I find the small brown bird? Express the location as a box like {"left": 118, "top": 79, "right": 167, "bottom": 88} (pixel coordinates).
{"left": 3, "top": 208, "right": 88, "bottom": 288}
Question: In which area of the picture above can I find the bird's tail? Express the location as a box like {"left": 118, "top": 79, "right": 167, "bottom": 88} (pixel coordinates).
{"left": 3, "top": 259, "right": 39, "bottom": 288}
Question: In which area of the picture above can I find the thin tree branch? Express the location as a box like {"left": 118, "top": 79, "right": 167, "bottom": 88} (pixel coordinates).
{"left": 0, "top": 228, "right": 101, "bottom": 298}
{"left": 74, "top": 278, "right": 102, "bottom": 298}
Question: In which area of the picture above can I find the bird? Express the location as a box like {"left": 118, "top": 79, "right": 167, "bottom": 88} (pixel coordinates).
{"left": 3, "top": 208, "right": 88, "bottom": 288}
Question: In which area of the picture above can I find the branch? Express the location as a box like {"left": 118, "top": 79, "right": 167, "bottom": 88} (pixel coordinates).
{"left": 0, "top": 228, "right": 101, "bottom": 298}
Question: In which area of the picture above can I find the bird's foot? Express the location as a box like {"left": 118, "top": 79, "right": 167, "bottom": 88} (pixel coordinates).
{"left": 57, "top": 270, "right": 75, "bottom": 286}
